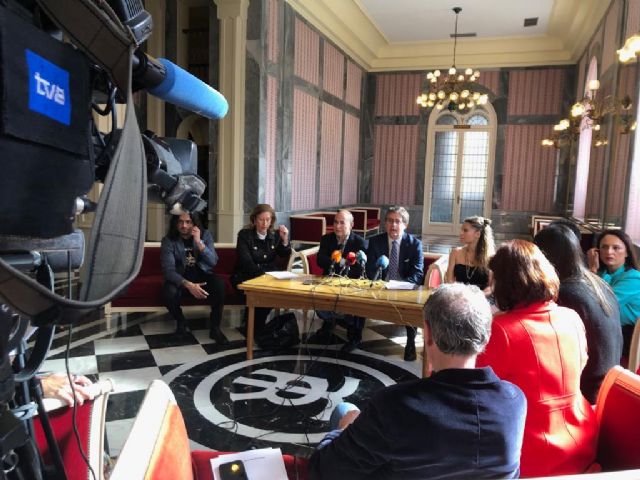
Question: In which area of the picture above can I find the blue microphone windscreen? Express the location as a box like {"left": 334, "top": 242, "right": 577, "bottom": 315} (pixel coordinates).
{"left": 356, "top": 250, "right": 367, "bottom": 263}
{"left": 150, "top": 58, "right": 228, "bottom": 120}
{"left": 377, "top": 255, "right": 389, "bottom": 268}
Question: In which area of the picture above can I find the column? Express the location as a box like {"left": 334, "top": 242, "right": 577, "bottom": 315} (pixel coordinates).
{"left": 214, "top": 0, "right": 249, "bottom": 242}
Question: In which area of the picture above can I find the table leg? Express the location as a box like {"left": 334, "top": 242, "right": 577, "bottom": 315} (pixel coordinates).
{"left": 247, "top": 304, "right": 255, "bottom": 360}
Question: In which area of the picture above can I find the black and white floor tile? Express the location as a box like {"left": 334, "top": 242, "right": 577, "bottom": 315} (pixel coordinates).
{"left": 36, "top": 309, "right": 424, "bottom": 458}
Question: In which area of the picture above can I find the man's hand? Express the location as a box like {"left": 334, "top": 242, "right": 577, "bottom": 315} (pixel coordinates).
{"left": 278, "top": 224, "right": 289, "bottom": 245}
{"left": 191, "top": 225, "right": 202, "bottom": 244}
{"left": 41, "top": 373, "right": 94, "bottom": 406}
{"left": 338, "top": 409, "right": 361, "bottom": 430}
{"left": 587, "top": 248, "right": 600, "bottom": 273}
{"left": 184, "top": 280, "right": 208, "bottom": 299}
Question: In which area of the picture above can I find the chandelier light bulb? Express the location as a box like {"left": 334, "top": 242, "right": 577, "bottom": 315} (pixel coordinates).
{"left": 469, "top": 75, "right": 476, "bottom": 82}
{"left": 427, "top": 100, "right": 435, "bottom": 107}
{"left": 457, "top": 74, "right": 464, "bottom": 81}
{"left": 588, "top": 79, "right": 600, "bottom": 91}
{"left": 465, "top": 68, "right": 473, "bottom": 75}
{"left": 478, "top": 94, "right": 488, "bottom": 105}
{"left": 436, "top": 103, "right": 444, "bottom": 110}
{"left": 428, "top": 92, "right": 437, "bottom": 101}
{"left": 466, "top": 101, "right": 474, "bottom": 108}
{"left": 450, "top": 92, "right": 459, "bottom": 101}
{"left": 457, "top": 103, "right": 465, "bottom": 110}
{"left": 426, "top": 72, "right": 434, "bottom": 80}
{"left": 559, "top": 119, "right": 570, "bottom": 129}
{"left": 472, "top": 92, "right": 480, "bottom": 100}
{"left": 430, "top": 77, "right": 437, "bottom": 83}
{"left": 449, "top": 67, "right": 456, "bottom": 75}
{"left": 437, "top": 90, "right": 446, "bottom": 99}
{"left": 474, "top": 70, "right": 480, "bottom": 77}
{"left": 594, "top": 124, "right": 601, "bottom": 131}
{"left": 571, "top": 102, "right": 586, "bottom": 117}
{"left": 434, "top": 70, "right": 441, "bottom": 77}
{"left": 461, "top": 90, "right": 470, "bottom": 98}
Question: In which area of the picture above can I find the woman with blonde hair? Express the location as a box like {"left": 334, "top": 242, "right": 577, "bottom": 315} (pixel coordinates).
{"left": 445, "top": 216, "right": 495, "bottom": 290}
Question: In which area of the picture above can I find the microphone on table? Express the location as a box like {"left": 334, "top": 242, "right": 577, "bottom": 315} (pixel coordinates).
{"left": 371, "top": 255, "right": 389, "bottom": 285}
{"left": 133, "top": 51, "right": 229, "bottom": 120}
{"left": 355, "top": 250, "right": 367, "bottom": 278}
{"left": 329, "top": 250, "right": 342, "bottom": 276}
{"left": 340, "top": 251, "right": 357, "bottom": 277}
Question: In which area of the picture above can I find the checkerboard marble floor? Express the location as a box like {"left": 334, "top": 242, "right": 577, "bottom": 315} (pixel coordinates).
{"left": 36, "top": 308, "right": 424, "bottom": 457}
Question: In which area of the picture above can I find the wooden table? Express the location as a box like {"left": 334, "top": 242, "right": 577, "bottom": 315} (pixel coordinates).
{"left": 238, "top": 275, "right": 431, "bottom": 376}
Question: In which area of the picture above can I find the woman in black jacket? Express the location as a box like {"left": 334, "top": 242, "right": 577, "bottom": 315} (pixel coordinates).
{"left": 231, "top": 204, "right": 291, "bottom": 332}
{"left": 534, "top": 224, "right": 622, "bottom": 403}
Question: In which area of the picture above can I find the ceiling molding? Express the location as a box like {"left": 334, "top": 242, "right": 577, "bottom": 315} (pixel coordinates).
{"left": 285, "top": 0, "right": 611, "bottom": 72}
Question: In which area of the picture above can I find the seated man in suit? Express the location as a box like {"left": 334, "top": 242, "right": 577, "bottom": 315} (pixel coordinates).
{"left": 160, "top": 212, "right": 227, "bottom": 343}
{"left": 366, "top": 206, "right": 424, "bottom": 360}
{"left": 308, "top": 209, "right": 368, "bottom": 351}
{"left": 309, "top": 283, "right": 527, "bottom": 480}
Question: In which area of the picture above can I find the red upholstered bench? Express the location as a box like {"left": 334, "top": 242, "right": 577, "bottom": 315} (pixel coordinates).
{"left": 290, "top": 212, "right": 337, "bottom": 246}
{"left": 105, "top": 242, "right": 290, "bottom": 320}
{"left": 352, "top": 207, "right": 381, "bottom": 236}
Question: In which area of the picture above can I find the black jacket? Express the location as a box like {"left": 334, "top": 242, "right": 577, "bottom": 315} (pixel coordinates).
{"left": 231, "top": 228, "right": 291, "bottom": 287}
{"left": 317, "top": 232, "right": 368, "bottom": 278}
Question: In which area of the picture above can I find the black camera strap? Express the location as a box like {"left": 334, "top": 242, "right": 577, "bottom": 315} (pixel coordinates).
{"left": 0, "top": 0, "right": 147, "bottom": 325}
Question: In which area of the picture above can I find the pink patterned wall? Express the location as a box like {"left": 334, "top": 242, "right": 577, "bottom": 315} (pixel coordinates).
{"left": 576, "top": 55, "right": 587, "bottom": 100}
{"left": 586, "top": 145, "right": 606, "bottom": 217}
{"left": 607, "top": 133, "right": 631, "bottom": 218}
{"left": 602, "top": 1, "right": 622, "bottom": 75}
{"left": 478, "top": 70, "right": 500, "bottom": 95}
{"left": 345, "top": 61, "right": 362, "bottom": 108}
{"left": 626, "top": 0, "right": 640, "bottom": 37}
{"left": 264, "top": 75, "right": 278, "bottom": 206}
{"left": 267, "top": 0, "right": 279, "bottom": 64}
{"left": 342, "top": 113, "right": 360, "bottom": 204}
{"left": 294, "top": 18, "right": 319, "bottom": 85}
{"left": 319, "top": 103, "right": 343, "bottom": 207}
{"left": 375, "top": 74, "right": 422, "bottom": 117}
{"left": 372, "top": 125, "right": 418, "bottom": 205}
{"left": 507, "top": 70, "right": 565, "bottom": 116}
{"left": 291, "top": 88, "right": 318, "bottom": 210}
{"left": 501, "top": 125, "right": 556, "bottom": 211}
{"left": 323, "top": 43, "right": 344, "bottom": 99}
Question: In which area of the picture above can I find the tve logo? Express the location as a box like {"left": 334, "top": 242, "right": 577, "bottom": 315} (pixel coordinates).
{"left": 26, "top": 49, "right": 70, "bottom": 125}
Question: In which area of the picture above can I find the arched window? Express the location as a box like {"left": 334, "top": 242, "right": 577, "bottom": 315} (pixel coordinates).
{"left": 422, "top": 106, "right": 497, "bottom": 235}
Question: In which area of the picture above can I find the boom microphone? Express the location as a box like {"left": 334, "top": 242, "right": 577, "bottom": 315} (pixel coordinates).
{"left": 132, "top": 52, "right": 228, "bottom": 120}
{"left": 372, "top": 255, "right": 389, "bottom": 283}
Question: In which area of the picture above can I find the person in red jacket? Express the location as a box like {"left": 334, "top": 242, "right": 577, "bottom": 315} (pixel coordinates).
{"left": 477, "top": 240, "right": 598, "bottom": 477}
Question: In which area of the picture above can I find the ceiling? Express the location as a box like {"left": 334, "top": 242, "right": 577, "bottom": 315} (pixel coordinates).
{"left": 285, "top": 0, "right": 611, "bottom": 71}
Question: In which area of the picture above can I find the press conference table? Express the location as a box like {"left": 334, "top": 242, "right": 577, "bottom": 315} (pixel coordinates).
{"left": 238, "top": 274, "right": 431, "bottom": 376}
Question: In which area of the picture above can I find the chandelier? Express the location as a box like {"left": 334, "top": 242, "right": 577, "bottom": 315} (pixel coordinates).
{"left": 542, "top": 80, "right": 635, "bottom": 148}
{"left": 416, "top": 7, "right": 488, "bottom": 112}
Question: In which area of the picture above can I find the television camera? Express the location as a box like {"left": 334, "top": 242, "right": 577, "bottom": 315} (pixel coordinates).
{"left": 0, "top": 0, "right": 228, "bottom": 478}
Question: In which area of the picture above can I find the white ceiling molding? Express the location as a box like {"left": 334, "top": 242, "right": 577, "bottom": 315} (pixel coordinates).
{"left": 285, "top": 0, "right": 612, "bottom": 71}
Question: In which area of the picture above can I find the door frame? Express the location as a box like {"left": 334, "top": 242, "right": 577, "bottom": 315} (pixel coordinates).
{"left": 421, "top": 104, "right": 497, "bottom": 236}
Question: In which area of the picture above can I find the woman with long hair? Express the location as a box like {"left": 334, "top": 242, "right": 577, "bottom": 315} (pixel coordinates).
{"left": 588, "top": 229, "right": 640, "bottom": 354}
{"left": 535, "top": 224, "right": 622, "bottom": 403}
{"left": 445, "top": 216, "right": 495, "bottom": 290}
{"left": 231, "top": 204, "right": 291, "bottom": 333}
{"left": 477, "top": 240, "right": 597, "bottom": 478}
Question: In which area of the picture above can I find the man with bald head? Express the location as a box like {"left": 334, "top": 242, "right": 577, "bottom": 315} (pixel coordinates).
{"left": 309, "top": 209, "right": 368, "bottom": 351}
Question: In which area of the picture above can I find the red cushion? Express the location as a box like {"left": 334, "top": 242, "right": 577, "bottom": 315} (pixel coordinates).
{"left": 141, "top": 247, "right": 164, "bottom": 276}
{"left": 191, "top": 451, "right": 309, "bottom": 480}
{"left": 307, "top": 253, "right": 323, "bottom": 276}
{"left": 213, "top": 248, "right": 237, "bottom": 274}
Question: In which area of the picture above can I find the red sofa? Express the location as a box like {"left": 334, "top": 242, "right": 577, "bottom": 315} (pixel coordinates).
{"left": 105, "top": 242, "right": 290, "bottom": 319}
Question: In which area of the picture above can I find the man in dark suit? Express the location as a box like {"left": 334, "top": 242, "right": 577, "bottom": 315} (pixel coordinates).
{"left": 160, "top": 212, "right": 227, "bottom": 343}
{"left": 309, "top": 209, "right": 368, "bottom": 351}
{"left": 309, "top": 284, "right": 527, "bottom": 480}
{"left": 365, "top": 206, "right": 424, "bottom": 360}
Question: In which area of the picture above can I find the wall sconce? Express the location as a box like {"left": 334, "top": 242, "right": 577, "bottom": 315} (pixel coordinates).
{"left": 618, "top": 34, "right": 640, "bottom": 62}
{"left": 570, "top": 80, "right": 633, "bottom": 131}
{"left": 541, "top": 116, "right": 609, "bottom": 149}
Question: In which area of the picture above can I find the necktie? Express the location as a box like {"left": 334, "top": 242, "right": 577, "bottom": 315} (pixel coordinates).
{"left": 387, "top": 240, "right": 399, "bottom": 280}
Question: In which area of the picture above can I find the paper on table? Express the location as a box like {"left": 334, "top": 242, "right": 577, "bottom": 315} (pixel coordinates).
{"left": 265, "top": 271, "right": 299, "bottom": 280}
{"left": 211, "top": 448, "right": 288, "bottom": 480}
{"left": 384, "top": 280, "right": 416, "bottom": 290}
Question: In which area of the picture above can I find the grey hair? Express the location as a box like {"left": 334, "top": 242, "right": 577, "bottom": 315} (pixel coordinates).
{"left": 337, "top": 209, "right": 354, "bottom": 225}
{"left": 386, "top": 206, "right": 409, "bottom": 225}
{"left": 423, "top": 283, "right": 492, "bottom": 355}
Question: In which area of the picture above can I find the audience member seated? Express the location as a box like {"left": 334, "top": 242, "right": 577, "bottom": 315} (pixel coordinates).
{"left": 160, "top": 212, "right": 227, "bottom": 343}
{"left": 477, "top": 240, "right": 598, "bottom": 478}
{"left": 231, "top": 204, "right": 291, "bottom": 333}
{"left": 307, "top": 209, "right": 368, "bottom": 352}
{"left": 309, "top": 283, "right": 526, "bottom": 480}
{"left": 588, "top": 229, "right": 640, "bottom": 356}
{"left": 535, "top": 224, "right": 622, "bottom": 403}
{"left": 366, "top": 206, "right": 424, "bottom": 361}
{"left": 445, "top": 215, "right": 494, "bottom": 291}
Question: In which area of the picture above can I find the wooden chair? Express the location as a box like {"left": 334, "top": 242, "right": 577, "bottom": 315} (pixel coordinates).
{"left": 594, "top": 366, "right": 640, "bottom": 472}
{"left": 111, "top": 379, "right": 309, "bottom": 480}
